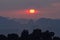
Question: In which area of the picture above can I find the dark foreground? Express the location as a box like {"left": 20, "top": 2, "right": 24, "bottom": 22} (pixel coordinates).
{"left": 0, "top": 29, "right": 60, "bottom": 40}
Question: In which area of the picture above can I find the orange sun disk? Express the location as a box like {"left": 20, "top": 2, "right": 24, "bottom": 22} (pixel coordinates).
{"left": 26, "top": 9, "right": 38, "bottom": 14}
{"left": 29, "top": 9, "right": 35, "bottom": 14}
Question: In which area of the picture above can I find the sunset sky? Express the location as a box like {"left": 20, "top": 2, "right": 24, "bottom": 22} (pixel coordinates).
{"left": 0, "top": 0, "right": 60, "bottom": 19}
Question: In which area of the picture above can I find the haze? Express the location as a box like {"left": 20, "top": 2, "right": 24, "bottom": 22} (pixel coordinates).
{"left": 0, "top": 0, "right": 60, "bottom": 19}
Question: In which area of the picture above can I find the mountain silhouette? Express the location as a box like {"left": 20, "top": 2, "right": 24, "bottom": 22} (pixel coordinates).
{"left": 0, "top": 16, "right": 60, "bottom": 37}
{"left": 0, "top": 16, "right": 21, "bottom": 34}
{"left": 35, "top": 18, "right": 60, "bottom": 36}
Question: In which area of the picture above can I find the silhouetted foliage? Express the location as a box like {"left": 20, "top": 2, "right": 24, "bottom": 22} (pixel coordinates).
{"left": 42, "top": 30, "right": 53, "bottom": 40}
{"left": 0, "top": 34, "right": 7, "bottom": 40}
{"left": 53, "top": 36, "right": 60, "bottom": 40}
{"left": 30, "top": 29, "right": 42, "bottom": 40}
{"left": 20, "top": 29, "right": 29, "bottom": 40}
{"left": 0, "top": 29, "right": 60, "bottom": 40}
{"left": 7, "top": 33, "right": 19, "bottom": 40}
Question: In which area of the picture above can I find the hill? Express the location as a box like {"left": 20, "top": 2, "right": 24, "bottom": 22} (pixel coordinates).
{"left": 0, "top": 16, "right": 60, "bottom": 36}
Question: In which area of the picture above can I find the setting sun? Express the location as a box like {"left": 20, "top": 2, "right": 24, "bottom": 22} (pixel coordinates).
{"left": 25, "top": 9, "right": 38, "bottom": 14}
{"left": 29, "top": 9, "right": 35, "bottom": 14}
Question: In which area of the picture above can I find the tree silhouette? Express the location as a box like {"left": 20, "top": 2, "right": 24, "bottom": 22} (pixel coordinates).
{"left": 42, "top": 30, "right": 53, "bottom": 40}
{"left": 50, "top": 32, "right": 55, "bottom": 37}
{"left": 27, "top": 29, "right": 42, "bottom": 40}
{"left": 7, "top": 33, "right": 19, "bottom": 40}
{"left": 0, "top": 34, "right": 7, "bottom": 40}
{"left": 0, "top": 29, "right": 60, "bottom": 40}
{"left": 53, "top": 36, "right": 60, "bottom": 40}
{"left": 20, "top": 29, "right": 29, "bottom": 40}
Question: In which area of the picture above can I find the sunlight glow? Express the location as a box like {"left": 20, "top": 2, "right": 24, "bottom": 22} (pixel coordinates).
{"left": 25, "top": 8, "right": 39, "bottom": 15}
{"left": 29, "top": 9, "right": 35, "bottom": 14}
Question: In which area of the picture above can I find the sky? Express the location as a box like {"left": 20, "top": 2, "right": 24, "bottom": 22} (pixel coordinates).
{"left": 0, "top": 0, "right": 60, "bottom": 19}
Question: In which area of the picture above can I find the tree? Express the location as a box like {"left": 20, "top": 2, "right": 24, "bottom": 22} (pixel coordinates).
{"left": 53, "top": 36, "right": 60, "bottom": 40}
{"left": 0, "top": 34, "right": 7, "bottom": 40}
{"left": 20, "top": 29, "right": 29, "bottom": 40}
{"left": 42, "top": 30, "right": 52, "bottom": 40}
{"left": 7, "top": 33, "right": 19, "bottom": 40}
{"left": 28, "top": 29, "right": 42, "bottom": 40}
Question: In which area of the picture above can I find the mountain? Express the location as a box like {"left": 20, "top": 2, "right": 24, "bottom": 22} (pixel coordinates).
{"left": 0, "top": 16, "right": 60, "bottom": 37}
{"left": 35, "top": 18, "right": 60, "bottom": 36}
{"left": 0, "top": 16, "right": 20, "bottom": 34}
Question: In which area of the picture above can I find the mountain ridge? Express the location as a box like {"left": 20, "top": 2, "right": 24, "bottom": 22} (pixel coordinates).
{"left": 0, "top": 16, "right": 60, "bottom": 37}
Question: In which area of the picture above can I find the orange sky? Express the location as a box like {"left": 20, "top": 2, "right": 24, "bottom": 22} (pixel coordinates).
{"left": 0, "top": 0, "right": 60, "bottom": 19}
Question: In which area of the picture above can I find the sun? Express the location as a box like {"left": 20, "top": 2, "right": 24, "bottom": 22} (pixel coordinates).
{"left": 29, "top": 9, "right": 35, "bottom": 14}
{"left": 25, "top": 8, "right": 38, "bottom": 14}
